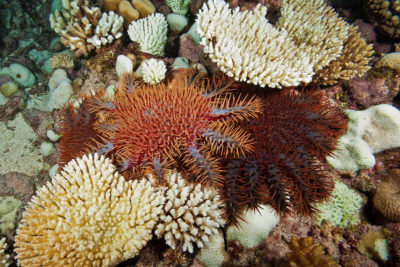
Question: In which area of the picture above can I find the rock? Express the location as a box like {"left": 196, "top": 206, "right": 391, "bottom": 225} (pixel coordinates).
{"left": 178, "top": 33, "right": 204, "bottom": 63}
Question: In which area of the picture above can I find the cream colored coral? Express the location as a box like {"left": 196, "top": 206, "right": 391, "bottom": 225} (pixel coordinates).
{"left": 49, "top": 52, "right": 74, "bottom": 69}
{"left": 0, "top": 238, "right": 10, "bottom": 267}
{"left": 136, "top": 58, "right": 167, "bottom": 84}
{"left": 276, "top": 0, "right": 350, "bottom": 72}
{"left": 14, "top": 153, "right": 165, "bottom": 267}
{"left": 196, "top": 0, "right": 314, "bottom": 88}
{"left": 313, "top": 25, "right": 374, "bottom": 85}
{"left": 127, "top": 13, "right": 168, "bottom": 56}
{"left": 154, "top": 171, "right": 225, "bottom": 253}
{"left": 375, "top": 51, "right": 400, "bottom": 72}
{"left": 87, "top": 11, "right": 124, "bottom": 48}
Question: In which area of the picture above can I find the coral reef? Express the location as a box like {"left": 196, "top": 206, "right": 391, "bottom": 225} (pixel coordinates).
{"left": 373, "top": 169, "right": 400, "bottom": 222}
{"left": 285, "top": 235, "right": 339, "bottom": 267}
{"left": 220, "top": 89, "right": 347, "bottom": 224}
{"left": 314, "top": 180, "right": 363, "bottom": 228}
{"left": 14, "top": 153, "right": 165, "bottom": 266}
{"left": 49, "top": 52, "right": 74, "bottom": 69}
{"left": 154, "top": 170, "right": 225, "bottom": 253}
{"left": 127, "top": 13, "right": 168, "bottom": 56}
{"left": 88, "top": 70, "right": 261, "bottom": 185}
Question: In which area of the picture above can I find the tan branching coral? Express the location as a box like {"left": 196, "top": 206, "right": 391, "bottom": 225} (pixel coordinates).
{"left": 373, "top": 169, "right": 400, "bottom": 222}
{"left": 49, "top": 52, "right": 75, "bottom": 69}
{"left": 49, "top": 0, "right": 123, "bottom": 56}
{"left": 286, "top": 236, "right": 339, "bottom": 267}
{"left": 14, "top": 153, "right": 165, "bottom": 267}
{"left": 0, "top": 238, "right": 10, "bottom": 267}
{"left": 276, "top": 0, "right": 350, "bottom": 72}
{"left": 196, "top": 0, "right": 314, "bottom": 88}
{"left": 154, "top": 171, "right": 225, "bottom": 253}
{"left": 313, "top": 25, "right": 374, "bottom": 85}
{"left": 364, "top": 0, "right": 400, "bottom": 38}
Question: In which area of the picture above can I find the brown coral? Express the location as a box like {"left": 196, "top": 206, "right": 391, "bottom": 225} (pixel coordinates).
{"left": 364, "top": 0, "right": 400, "bottom": 38}
{"left": 373, "top": 169, "right": 400, "bottom": 222}
{"left": 49, "top": 53, "right": 74, "bottom": 69}
{"left": 312, "top": 25, "right": 374, "bottom": 85}
{"left": 285, "top": 236, "right": 339, "bottom": 267}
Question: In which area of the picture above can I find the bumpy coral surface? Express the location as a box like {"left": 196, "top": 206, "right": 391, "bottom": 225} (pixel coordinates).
{"left": 154, "top": 171, "right": 225, "bottom": 253}
{"left": 373, "top": 169, "right": 400, "bottom": 222}
{"left": 364, "top": 0, "right": 400, "bottom": 38}
{"left": 220, "top": 89, "right": 347, "bottom": 224}
{"left": 89, "top": 70, "right": 261, "bottom": 186}
{"left": 314, "top": 180, "right": 363, "bottom": 228}
{"left": 14, "top": 153, "right": 165, "bottom": 267}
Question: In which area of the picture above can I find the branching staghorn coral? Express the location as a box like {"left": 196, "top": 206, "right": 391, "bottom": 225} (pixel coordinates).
{"left": 14, "top": 153, "right": 165, "bottom": 266}
{"left": 196, "top": 0, "right": 314, "bottom": 88}
{"left": 153, "top": 170, "right": 225, "bottom": 253}
{"left": 0, "top": 238, "right": 10, "bottom": 267}
{"left": 49, "top": 0, "right": 123, "bottom": 56}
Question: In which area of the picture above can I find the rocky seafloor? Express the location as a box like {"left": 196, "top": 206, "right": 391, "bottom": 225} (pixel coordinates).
{"left": 1, "top": 0, "right": 400, "bottom": 266}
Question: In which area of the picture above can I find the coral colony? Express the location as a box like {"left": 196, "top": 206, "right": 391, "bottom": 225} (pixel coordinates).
{"left": 3, "top": 0, "right": 400, "bottom": 266}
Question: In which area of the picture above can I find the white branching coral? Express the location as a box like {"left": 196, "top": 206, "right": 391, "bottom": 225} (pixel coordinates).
{"left": 14, "top": 153, "right": 165, "bottom": 267}
{"left": 87, "top": 11, "right": 124, "bottom": 48}
{"left": 196, "top": 0, "right": 314, "bottom": 88}
{"left": 127, "top": 13, "right": 168, "bottom": 57}
{"left": 0, "top": 238, "right": 10, "bottom": 267}
{"left": 154, "top": 171, "right": 225, "bottom": 253}
{"left": 276, "top": 0, "right": 350, "bottom": 72}
{"left": 136, "top": 58, "right": 167, "bottom": 84}
{"left": 49, "top": 0, "right": 123, "bottom": 56}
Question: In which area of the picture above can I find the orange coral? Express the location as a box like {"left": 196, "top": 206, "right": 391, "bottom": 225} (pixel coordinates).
{"left": 286, "top": 236, "right": 339, "bottom": 267}
{"left": 89, "top": 70, "right": 262, "bottom": 186}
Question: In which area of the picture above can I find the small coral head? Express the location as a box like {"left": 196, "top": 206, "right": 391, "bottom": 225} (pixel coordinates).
{"left": 91, "top": 70, "right": 262, "bottom": 187}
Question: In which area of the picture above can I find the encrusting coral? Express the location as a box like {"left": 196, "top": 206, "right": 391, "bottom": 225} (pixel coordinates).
{"left": 373, "top": 169, "right": 400, "bottom": 222}
{"left": 196, "top": 0, "right": 314, "bottom": 88}
{"left": 276, "top": 0, "right": 350, "bottom": 72}
{"left": 49, "top": 0, "right": 123, "bottom": 56}
{"left": 49, "top": 52, "right": 74, "bottom": 69}
{"left": 285, "top": 235, "right": 339, "bottom": 267}
{"left": 86, "top": 70, "right": 261, "bottom": 186}
{"left": 127, "top": 13, "right": 168, "bottom": 56}
{"left": 14, "top": 153, "right": 165, "bottom": 266}
{"left": 0, "top": 238, "right": 10, "bottom": 267}
{"left": 220, "top": 89, "right": 347, "bottom": 225}
{"left": 153, "top": 170, "right": 225, "bottom": 253}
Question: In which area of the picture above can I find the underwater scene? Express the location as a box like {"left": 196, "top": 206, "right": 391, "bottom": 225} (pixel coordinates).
{"left": 0, "top": 0, "right": 400, "bottom": 266}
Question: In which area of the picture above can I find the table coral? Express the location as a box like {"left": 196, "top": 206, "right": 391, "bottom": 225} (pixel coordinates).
{"left": 373, "top": 169, "right": 400, "bottom": 222}
{"left": 14, "top": 153, "right": 165, "bottom": 267}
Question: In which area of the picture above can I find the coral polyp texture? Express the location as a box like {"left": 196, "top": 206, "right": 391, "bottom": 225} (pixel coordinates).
{"left": 196, "top": 0, "right": 314, "bottom": 88}
{"left": 89, "top": 70, "right": 261, "bottom": 186}
{"left": 0, "top": 238, "right": 10, "bottom": 267}
{"left": 14, "top": 153, "right": 165, "bottom": 267}
{"left": 220, "top": 89, "right": 347, "bottom": 224}
{"left": 58, "top": 94, "right": 104, "bottom": 167}
{"left": 373, "top": 169, "right": 400, "bottom": 222}
{"left": 154, "top": 171, "right": 225, "bottom": 253}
